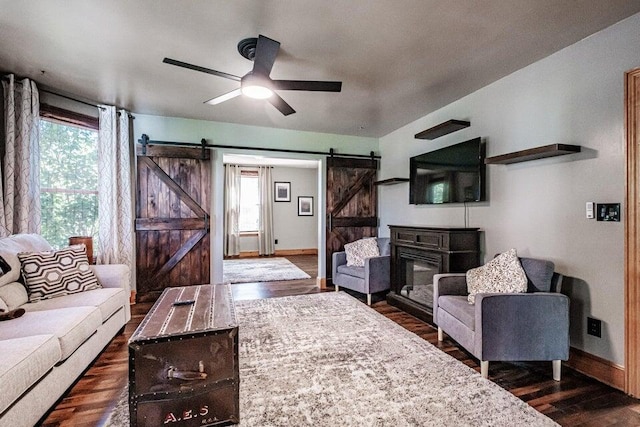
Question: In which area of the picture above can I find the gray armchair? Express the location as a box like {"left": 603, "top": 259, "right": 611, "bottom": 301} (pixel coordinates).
{"left": 433, "top": 257, "right": 569, "bottom": 381}
{"left": 332, "top": 237, "right": 390, "bottom": 305}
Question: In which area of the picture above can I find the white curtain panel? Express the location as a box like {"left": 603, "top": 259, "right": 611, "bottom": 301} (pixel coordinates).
{"left": 258, "top": 165, "right": 275, "bottom": 255}
{"left": 224, "top": 164, "right": 241, "bottom": 256}
{"left": 97, "top": 106, "right": 133, "bottom": 266}
{"left": 0, "top": 75, "right": 41, "bottom": 237}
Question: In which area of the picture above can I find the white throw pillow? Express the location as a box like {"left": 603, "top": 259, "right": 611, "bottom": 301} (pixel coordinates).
{"left": 344, "top": 238, "right": 380, "bottom": 267}
{"left": 466, "top": 248, "right": 527, "bottom": 304}
{"left": 18, "top": 245, "right": 102, "bottom": 302}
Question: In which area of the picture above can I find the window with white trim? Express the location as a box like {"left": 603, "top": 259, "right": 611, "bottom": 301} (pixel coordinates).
{"left": 239, "top": 172, "right": 259, "bottom": 232}
{"left": 38, "top": 116, "right": 99, "bottom": 249}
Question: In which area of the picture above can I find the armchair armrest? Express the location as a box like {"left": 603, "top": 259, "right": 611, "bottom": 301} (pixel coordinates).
{"left": 332, "top": 251, "right": 347, "bottom": 282}
{"left": 475, "top": 292, "right": 569, "bottom": 361}
{"left": 364, "top": 255, "right": 390, "bottom": 293}
{"left": 433, "top": 273, "right": 468, "bottom": 325}
{"left": 433, "top": 273, "right": 468, "bottom": 296}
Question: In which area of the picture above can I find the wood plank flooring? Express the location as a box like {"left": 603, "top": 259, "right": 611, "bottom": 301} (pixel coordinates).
{"left": 41, "top": 255, "right": 640, "bottom": 426}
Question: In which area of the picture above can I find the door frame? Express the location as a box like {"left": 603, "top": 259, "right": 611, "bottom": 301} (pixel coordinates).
{"left": 211, "top": 150, "right": 324, "bottom": 286}
{"left": 625, "top": 67, "right": 640, "bottom": 397}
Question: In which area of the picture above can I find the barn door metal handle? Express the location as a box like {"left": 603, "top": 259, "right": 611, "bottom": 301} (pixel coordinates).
{"left": 167, "top": 361, "right": 208, "bottom": 381}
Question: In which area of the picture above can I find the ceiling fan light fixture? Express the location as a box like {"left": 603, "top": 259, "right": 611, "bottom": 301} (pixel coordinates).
{"left": 241, "top": 84, "right": 274, "bottom": 99}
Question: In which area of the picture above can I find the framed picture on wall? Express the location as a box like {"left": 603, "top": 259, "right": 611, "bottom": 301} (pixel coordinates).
{"left": 274, "top": 181, "right": 291, "bottom": 202}
{"left": 298, "top": 196, "right": 314, "bottom": 216}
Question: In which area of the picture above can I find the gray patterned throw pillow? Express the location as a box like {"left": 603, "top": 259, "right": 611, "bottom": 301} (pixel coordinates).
{"left": 466, "top": 248, "right": 527, "bottom": 304}
{"left": 344, "top": 238, "right": 379, "bottom": 267}
{"left": 18, "top": 244, "right": 101, "bottom": 302}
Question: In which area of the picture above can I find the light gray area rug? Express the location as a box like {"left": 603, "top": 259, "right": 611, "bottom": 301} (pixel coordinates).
{"left": 223, "top": 257, "right": 311, "bottom": 284}
{"left": 107, "top": 292, "right": 557, "bottom": 426}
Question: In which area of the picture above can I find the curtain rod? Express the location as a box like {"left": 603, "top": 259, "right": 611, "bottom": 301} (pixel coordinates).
{"left": 2, "top": 73, "right": 133, "bottom": 117}
{"left": 1, "top": 73, "right": 101, "bottom": 109}
{"left": 138, "top": 134, "right": 381, "bottom": 159}
{"left": 40, "top": 88, "right": 104, "bottom": 110}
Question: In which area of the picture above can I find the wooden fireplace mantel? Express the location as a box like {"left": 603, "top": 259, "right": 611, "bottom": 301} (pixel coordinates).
{"left": 386, "top": 225, "right": 481, "bottom": 323}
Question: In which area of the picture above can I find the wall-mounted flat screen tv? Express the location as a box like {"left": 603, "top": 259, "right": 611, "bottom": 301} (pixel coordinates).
{"left": 409, "top": 137, "right": 485, "bottom": 204}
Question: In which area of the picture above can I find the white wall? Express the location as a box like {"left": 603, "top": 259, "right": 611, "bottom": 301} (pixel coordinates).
{"left": 273, "top": 166, "right": 318, "bottom": 250}
{"left": 378, "top": 13, "right": 640, "bottom": 366}
{"left": 132, "top": 115, "right": 377, "bottom": 284}
{"left": 238, "top": 165, "right": 318, "bottom": 252}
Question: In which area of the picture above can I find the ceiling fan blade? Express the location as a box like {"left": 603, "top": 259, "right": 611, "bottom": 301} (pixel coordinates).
{"left": 163, "top": 58, "right": 241, "bottom": 82}
{"left": 272, "top": 80, "right": 342, "bottom": 92}
{"left": 267, "top": 93, "right": 296, "bottom": 116}
{"left": 204, "top": 88, "right": 242, "bottom": 105}
{"left": 252, "top": 35, "right": 280, "bottom": 77}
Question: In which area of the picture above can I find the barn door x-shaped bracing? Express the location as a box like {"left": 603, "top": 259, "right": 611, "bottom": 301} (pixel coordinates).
{"left": 326, "top": 156, "right": 378, "bottom": 284}
{"left": 135, "top": 145, "right": 211, "bottom": 302}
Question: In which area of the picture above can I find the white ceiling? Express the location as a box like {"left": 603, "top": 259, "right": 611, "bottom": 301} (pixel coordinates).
{"left": 1, "top": 1, "right": 639, "bottom": 138}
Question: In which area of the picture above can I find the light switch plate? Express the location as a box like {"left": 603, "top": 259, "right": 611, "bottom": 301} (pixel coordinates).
{"left": 596, "top": 203, "right": 621, "bottom": 222}
{"left": 586, "top": 202, "right": 594, "bottom": 219}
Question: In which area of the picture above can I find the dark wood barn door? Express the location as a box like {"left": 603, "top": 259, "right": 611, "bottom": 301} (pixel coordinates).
{"left": 135, "top": 145, "right": 211, "bottom": 302}
{"left": 326, "top": 156, "right": 378, "bottom": 284}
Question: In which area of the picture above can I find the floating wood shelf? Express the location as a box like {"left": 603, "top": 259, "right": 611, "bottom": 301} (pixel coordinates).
{"left": 415, "top": 119, "right": 470, "bottom": 140}
{"left": 484, "top": 144, "right": 582, "bottom": 165}
{"left": 374, "top": 178, "right": 410, "bottom": 186}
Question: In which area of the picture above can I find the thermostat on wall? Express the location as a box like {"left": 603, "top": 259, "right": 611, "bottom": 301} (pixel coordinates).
{"left": 596, "top": 203, "right": 621, "bottom": 222}
{"left": 586, "top": 202, "right": 594, "bottom": 219}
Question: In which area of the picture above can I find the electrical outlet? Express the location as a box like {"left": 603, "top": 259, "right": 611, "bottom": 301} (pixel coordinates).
{"left": 274, "top": 239, "right": 278, "bottom": 245}
{"left": 587, "top": 317, "right": 602, "bottom": 338}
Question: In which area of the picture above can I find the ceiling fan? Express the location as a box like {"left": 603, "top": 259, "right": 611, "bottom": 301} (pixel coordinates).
{"left": 163, "top": 35, "right": 342, "bottom": 116}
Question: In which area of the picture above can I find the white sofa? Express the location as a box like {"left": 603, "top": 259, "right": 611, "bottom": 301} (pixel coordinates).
{"left": 0, "top": 234, "right": 131, "bottom": 427}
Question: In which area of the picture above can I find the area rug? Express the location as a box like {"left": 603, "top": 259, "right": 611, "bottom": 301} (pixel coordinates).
{"left": 223, "top": 257, "right": 311, "bottom": 284}
{"left": 106, "top": 292, "right": 557, "bottom": 426}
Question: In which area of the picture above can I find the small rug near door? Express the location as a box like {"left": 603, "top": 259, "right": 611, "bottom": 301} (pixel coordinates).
{"left": 106, "top": 292, "right": 558, "bottom": 426}
{"left": 223, "top": 257, "right": 311, "bottom": 284}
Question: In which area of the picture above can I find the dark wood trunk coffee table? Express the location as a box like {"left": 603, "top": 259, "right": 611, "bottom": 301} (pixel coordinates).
{"left": 128, "top": 284, "right": 239, "bottom": 426}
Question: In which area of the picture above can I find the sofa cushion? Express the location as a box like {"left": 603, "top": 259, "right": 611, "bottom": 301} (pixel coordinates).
{"left": 467, "top": 249, "right": 527, "bottom": 304}
{"left": 23, "top": 287, "right": 125, "bottom": 323}
{"left": 0, "top": 296, "right": 7, "bottom": 313}
{"left": 0, "top": 234, "right": 53, "bottom": 287}
{"left": 0, "top": 306, "right": 102, "bottom": 360}
{"left": 18, "top": 245, "right": 101, "bottom": 302}
{"left": 337, "top": 264, "right": 366, "bottom": 279}
{"left": 0, "top": 281, "right": 29, "bottom": 310}
{"left": 344, "top": 238, "right": 379, "bottom": 267}
{"left": 438, "top": 295, "right": 475, "bottom": 330}
{"left": 0, "top": 334, "right": 61, "bottom": 414}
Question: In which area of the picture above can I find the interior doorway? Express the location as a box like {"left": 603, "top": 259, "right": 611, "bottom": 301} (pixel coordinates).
{"left": 624, "top": 66, "right": 640, "bottom": 397}
{"left": 221, "top": 154, "right": 320, "bottom": 290}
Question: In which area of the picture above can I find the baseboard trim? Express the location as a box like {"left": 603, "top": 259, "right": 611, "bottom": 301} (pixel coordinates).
{"left": 275, "top": 248, "right": 318, "bottom": 256}
{"left": 566, "top": 346, "right": 625, "bottom": 391}
{"left": 236, "top": 248, "right": 318, "bottom": 258}
{"left": 317, "top": 277, "right": 326, "bottom": 289}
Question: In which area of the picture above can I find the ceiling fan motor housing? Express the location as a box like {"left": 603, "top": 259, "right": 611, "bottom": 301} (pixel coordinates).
{"left": 237, "top": 37, "right": 258, "bottom": 61}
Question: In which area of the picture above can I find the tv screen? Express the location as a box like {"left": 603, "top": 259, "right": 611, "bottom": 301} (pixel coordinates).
{"left": 410, "top": 137, "right": 485, "bottom": 204}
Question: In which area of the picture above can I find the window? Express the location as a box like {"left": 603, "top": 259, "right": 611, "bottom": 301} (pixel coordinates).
{"left": 239, "top": 173, "right": 259, "bottom": 232}
{"left": 38, "top": 117, "right": 99, "bottom": 249}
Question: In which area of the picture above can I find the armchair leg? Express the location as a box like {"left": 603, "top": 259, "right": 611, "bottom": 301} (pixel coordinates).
{"left": 335, "top": 285, "right": 339, "bottom": 292}
{"left": 552, "top": 360, "right": 561, "bottom": 381}
{"left": 367, "top": 294, "right": 372, "bottom": 306}
{"left": 480, "top": 361, "right": 489, "bottom": 379}
{"left": 437, "top": 327, "right": 443, "bottom": 342}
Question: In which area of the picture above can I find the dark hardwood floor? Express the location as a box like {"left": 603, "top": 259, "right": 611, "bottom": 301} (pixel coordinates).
{"left": 41, "top": 255, "right": 640, "bottom": 426}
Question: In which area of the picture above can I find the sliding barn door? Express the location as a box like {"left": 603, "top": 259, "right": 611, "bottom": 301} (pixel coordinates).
{"left": 326, "top": 156, "right": 378, "bottom": 284}
{"left": 135, "top": 145, "right": 210, "bottom": 302}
